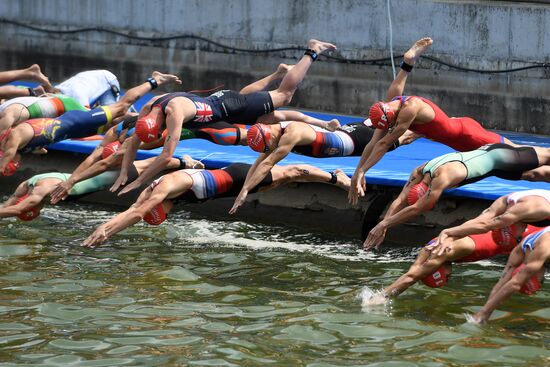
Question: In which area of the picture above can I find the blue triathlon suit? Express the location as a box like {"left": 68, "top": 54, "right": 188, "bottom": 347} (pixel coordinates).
{"left": 24, "top": 107, "right": 112, "bottom": 150}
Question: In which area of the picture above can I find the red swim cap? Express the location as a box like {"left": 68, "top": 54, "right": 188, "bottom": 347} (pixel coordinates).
{"left": 368, "top": 102, "right": 395, "bottom": 130}
{"left": 136, "top": 115, "right": 162, "bottom": 143}
{"left": 143, "top": 202, "right": 168, "bottom": 225}
{"left": 15, "top": 194, "right": 41, "bottom": 221}
{"left": 407, "top": 182, "right": 429, "bottom": 206}
{"left": 512, "top": 264, "right": 542, "bottom": 295}
{"left": 422, "top": 265, "right": 450, "bottom": 288}
{"left": 491, "top": 224, "right": 521, "bottom": 246}
{"left": 101, "top": 141, "right": 122, "bottom": 159}
{"left": 0, "top": 150, "right": 20, "bottom": 176}
{"left": 247, "top": 124, "right": 272, "bottom": 152}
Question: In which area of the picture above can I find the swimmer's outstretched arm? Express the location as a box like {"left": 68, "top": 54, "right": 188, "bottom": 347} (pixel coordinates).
{"left": 0, "top": 185, "right": 47, "bottom": 218}
{"left": 1, "top": 181, "right": 29, "bottom": 208}
{"left": 51, "top": 128, "right": 120, "bottom": 203}
{"left": 82, "top": 186, "right": 170, "bottom": 248}
{"left": 430, "top": 197, "right": 511, "bottom": 255}
{"left": 474, "top": 250, "right": 545, "bottom": 324}
{"left": 349, "top": 124, "right": 408, "bottom": 205}
{"left": 110, "top": 135, "right": 141, "bottom": 192}
{"left": 363, "top": 179, "right": 444, "bottom": 251}
{"left": 383, "top": 247, "right": 439, "bottom": 298}
{"left": 229, "top": 132, "right": 301, "bottom": 214}
{"left": 261, "top": 110, "right": 340, "bottom": 132}
{"left": 116, "top": 105, "right": 185, "bottom": 195}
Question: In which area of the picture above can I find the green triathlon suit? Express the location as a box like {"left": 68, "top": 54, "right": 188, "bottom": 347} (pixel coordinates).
{"left": 26, "top": 166, "right": 139, "bottom": 197}
{"left": 27, "top": 94, "right": 88, "bottom": 119}
{"left": 422, "top": 143, "right": 539, "bottom": 186}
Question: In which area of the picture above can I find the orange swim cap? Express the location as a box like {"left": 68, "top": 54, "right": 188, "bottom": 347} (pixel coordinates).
{"left": 247, "top": 124, "right": 272, "bottom": 152}
{"left": 101, "top": 141, "right": 122, "bottom": 159}
{"left": 143, "top": 202, "right": 168, "bottom": 225}
{"left": 407, "top": 182, "right": 429, "bottom": 206}
{"left": 512, "top": 263, "right": 542, "bottom": 295}
{"left": 15, "top": 194, "right": 41, "bottom": 221}
{"left": 136, "top": 115, "right": 162, "bottom": 143}
{"left": 422, "top": 265, "right": 450, "bottom": 288}
{"left": 368, "top": 102, "right": 395, "bottom": 130}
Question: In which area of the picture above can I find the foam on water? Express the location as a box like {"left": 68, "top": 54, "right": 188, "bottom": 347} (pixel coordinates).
{"left": 358, "top": 286, "right": 391, "bottom": 313}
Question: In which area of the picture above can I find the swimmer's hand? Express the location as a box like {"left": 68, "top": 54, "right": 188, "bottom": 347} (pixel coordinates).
{"left": 118, "top": 180, "right": 140, "bottom": 195}
{"left": 426, "top": 230, "right": 454, "bottom": 256}
{"left": 50, "top": 181, "right": 73, "bottom": 204}
{"left": 326, "top": 119, "right": 341, "bottom": 132}
{"left": 348, "top": 174, "right": 366, "bottom": 205}
{"left": 363, "top": 222, "right": 387, "bottom": 251}
{"left": 110, "top": 172, "right": 128, "bottom": 193}
{"left": 82, "top": 226, "right": 107, "bottom": 248}
{"left": 471, "top": 312, "right": 487, "bottom": 325}
{"left": 229, "top": 191, "right": 247, "bottom": 215}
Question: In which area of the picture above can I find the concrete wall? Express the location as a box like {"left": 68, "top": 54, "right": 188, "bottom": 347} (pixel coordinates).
{"left": 0, "top": 0, "right": 549, "bottom": 133}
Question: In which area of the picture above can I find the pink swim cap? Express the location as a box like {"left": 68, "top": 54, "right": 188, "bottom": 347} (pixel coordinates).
{"left": 247, "top": 124, "right": 272, "bottom": 152}
{"left": 16, "top": 194, "right": 41, "bottom": 221}
{"left": 144, "top": 203, "right": 168, "bottom": 225}
{"left": 512, "top": 263, "right": 542, "bottom": 295}
{"left": 101, "top": 141, "right": 122, "bottom": 159}
{"left": 407, "top": 182, "right": 429, "bottom": 206}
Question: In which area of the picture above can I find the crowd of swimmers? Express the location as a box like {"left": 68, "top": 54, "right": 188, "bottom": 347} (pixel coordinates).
{"left": 0, "top": 37, "right": 548, "bottom": 325}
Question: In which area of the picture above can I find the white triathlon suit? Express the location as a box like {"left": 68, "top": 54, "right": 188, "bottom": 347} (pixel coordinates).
{"left": 55, "top": 70, "right": 119, "bottom": 107}
{"left": 507, "top": 189, "right": 550, "bottom": 205}
{"left": 0, "top": 97, "right": 40, "bottom": 112}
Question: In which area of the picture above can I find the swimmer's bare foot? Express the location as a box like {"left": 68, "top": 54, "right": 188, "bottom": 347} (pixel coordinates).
{"left": 307, "top": 39, "right": 337, "bottom": 54}
{"left": 326, "top": 119, "right": 340, "bottom": 132}
{"left": 26, "top": 64, "right": 50, "bottom": 86}
{"left": 152, "top": 71, "right": 182, "bottom": 86}
{"left": 403, "top": 37, "right": 433, "bottom": 66}
{"left": 183, "top": 154, "right": 204, "bottom": 169}
{"left": 31, "top": 147, "right": 48, "bottom": 155}
{"left": 334, "top": 169, "right": 351, "bottom": 190}
{"left": 275, "top": 63, "right": 294, "bottom": 78}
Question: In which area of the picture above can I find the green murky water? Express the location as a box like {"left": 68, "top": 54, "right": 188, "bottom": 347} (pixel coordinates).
{"left": 0, "top": 204, "right": 549, "bottom": 366}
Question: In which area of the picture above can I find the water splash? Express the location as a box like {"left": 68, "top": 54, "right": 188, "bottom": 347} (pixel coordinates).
{"left": 359, "top": 286, "right": 390, "bottom": 312}
{"left": 464, "top": 312, "right": 478, "bottom": 324}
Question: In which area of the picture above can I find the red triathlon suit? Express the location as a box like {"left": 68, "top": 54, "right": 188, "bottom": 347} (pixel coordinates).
{"left": 394, "top": 96, "right": 504, "bottom": 152}
{"left": 455, "top": 225, "right": 540, "bottom": 263}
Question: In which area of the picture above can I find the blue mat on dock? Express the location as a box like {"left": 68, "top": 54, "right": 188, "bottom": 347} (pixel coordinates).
{"left": 12, "top": 81, "right": 550, "bottom": 201}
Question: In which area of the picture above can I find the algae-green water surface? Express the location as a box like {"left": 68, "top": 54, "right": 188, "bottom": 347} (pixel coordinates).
{"left": 0, "top": 205, "right": 548, "bottom": 366}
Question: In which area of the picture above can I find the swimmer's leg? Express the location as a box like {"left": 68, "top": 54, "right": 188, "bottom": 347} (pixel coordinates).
{"left": 240, "top": 64, "right": 293, "bottom": 94}
{"left": 386, "top": 37, "right": 433, "bottom": 101}
{"left": 268, "top": 164, "right": 350, "bottom": 191}
{"left": 0, "top": 64, "right": 49, "bottom": 85}
{"left": 0, "top": 104, "right": 30, "bottom": 135}
{"left": 268, "top": 39, "right": 336, "bottom": 107}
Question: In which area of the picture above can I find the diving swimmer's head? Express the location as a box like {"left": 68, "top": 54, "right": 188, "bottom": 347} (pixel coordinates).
{"left": 15, "top": 194, "right": 41, "bottom": 221}
{"left": 101, "top": 141, "right": 122, "bottom": 159}
{"left": 143, "top": 200, "right": 174, "bottom": 225}
{"left": 136, "top": 111, "right": 163, "bottom": 143}
{"left": 422, "top": 263, "right": 452, "bottom": 288}
{"left": 511, "top": 263, "right": 543, "bottom": 295}
{"left": 407, "top": 182, "right": 429, "bottom": 206}
{"left": 247, "top": 124, "right": 272, "bottom": 153}
{"left": 0, "top": 150, "right": 20, "bottom": 176}
{"left": 367, "top": 102, "right": 395, "bottom": 130}
{"left": 491, "top": 224, "right": 538, "bottom": 247}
